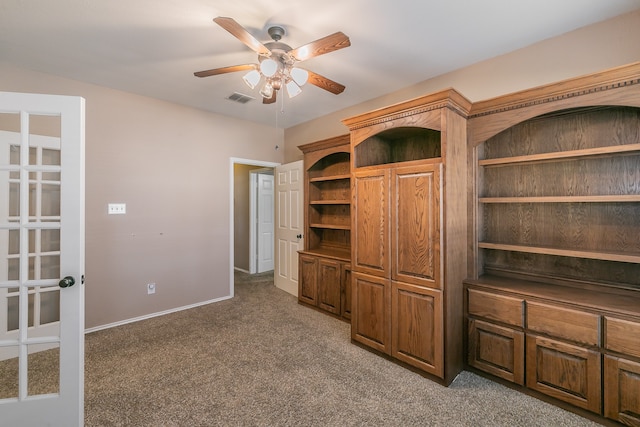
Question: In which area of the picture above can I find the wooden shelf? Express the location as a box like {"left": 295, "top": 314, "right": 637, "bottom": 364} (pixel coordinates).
{"left": 309, "top": 223, "right": 350, "bottom": 230}
{"left": 298, "top": 247, "right": 350, "bottom": 262}
{"left": 478, "top": 242, "right": 640, "bottom": 264}
{"left": 309, "top": 174, "right": 350, "bottom": 182}
{"left": 479, "top": 143, "right": 640, "bottom": 167}
{"left": 309, "top": 200, "right": 350, "bottom": 205}
{"left": 479, "top": 195, "right": 640, "bottom": 203}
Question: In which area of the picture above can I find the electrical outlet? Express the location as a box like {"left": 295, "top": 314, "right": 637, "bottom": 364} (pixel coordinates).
{"left": 147, "top": 283, "right": 156, "bottom": 294}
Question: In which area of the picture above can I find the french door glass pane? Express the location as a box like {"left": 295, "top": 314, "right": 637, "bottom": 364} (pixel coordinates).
{"left": 27, "top": 343, "right": 60, "bottom": 396}
{"left": 0, "top": 346, "right": 19, "bottom": 400}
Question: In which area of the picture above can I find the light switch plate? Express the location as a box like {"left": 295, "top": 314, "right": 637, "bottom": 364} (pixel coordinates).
{"left": 108, "top": 203, "right": 126, "bottom": 215}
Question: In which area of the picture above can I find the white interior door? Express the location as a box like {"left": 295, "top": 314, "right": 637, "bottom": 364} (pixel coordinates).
{"left": 274, "top": 160, "right": 303, "bottom": 296}
{"left": 256, "top": 172, "right": 274, "bottom": 273}
{"left": 0, "top": 92, "right": 85, "bottom": 427}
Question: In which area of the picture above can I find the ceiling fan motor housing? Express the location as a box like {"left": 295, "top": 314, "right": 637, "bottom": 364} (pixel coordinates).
{"left": 267, "top": 26, "right": 285, "bottom": 42}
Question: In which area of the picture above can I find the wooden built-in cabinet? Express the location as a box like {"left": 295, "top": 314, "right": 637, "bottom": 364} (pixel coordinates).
{"left": 298, "top": 135, "right": 352, "bottom": 321}
{"left": 343, "top": 89, "right": 471, "bottom": 385}
{"left": 465, "top": 62, "right": 640, "bottom": 424}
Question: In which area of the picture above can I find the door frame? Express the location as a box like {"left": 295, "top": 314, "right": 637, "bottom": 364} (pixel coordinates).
{"left": 229, "top": 158, "right": 279, "bottom": 296}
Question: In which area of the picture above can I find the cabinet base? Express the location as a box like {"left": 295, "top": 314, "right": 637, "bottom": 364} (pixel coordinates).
{"left": 466, "top": 366, "right": 621, "bottom": 427}
{"left": 298, "top": 300, "right": 350, "bottom": 323}
{"left": 350, "top": 339, "right": 456, "bottom": 387}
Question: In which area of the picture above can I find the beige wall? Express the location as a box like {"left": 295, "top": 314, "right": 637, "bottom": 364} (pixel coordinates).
{"left": 233, "top": 163, "right": 254, "bottom": 272}
{"left": 0, "top": 64, "right": 284, "bottom": 329}
{"left": 284, "top": 9, "right": 640, "bottom": 162}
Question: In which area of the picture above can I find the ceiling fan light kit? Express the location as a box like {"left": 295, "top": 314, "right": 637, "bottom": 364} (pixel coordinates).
{"left": 242, "top": 69, "right": 261, "bottom": 89}
{"left": 194, "top": 17, "right": 350, "bottom": 104}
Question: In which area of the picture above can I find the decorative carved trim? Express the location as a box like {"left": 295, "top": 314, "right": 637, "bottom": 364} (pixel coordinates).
{"left": 471, "top": 78, "right": 640, "bottom": 118}
{"left": 298, "top": 134, "right": 350, "bottom": 154}
{"left": 345, "top": 101, "right": 443, "bottom": 130}
{"left": 342, "top": 88, "right": 472, "bottom": 131}
{"left": 469, "top": 62, "right": 640, "bottom": 119}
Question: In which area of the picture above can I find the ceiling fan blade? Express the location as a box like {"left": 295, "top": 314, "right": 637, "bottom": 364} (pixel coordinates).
{"left": 213, "top": 17, "right": 271, "bottom": 56}
{"left": 263, "top": 91, "right": 277, "bottom": 104}
{"left": 194, "top": 64, "right": 256, "bottom": 78}
{"left": 288, "top": 32, "right": 350, "bottom": 62}
{"left": 306, "top": 70, "right": 346, "bottom": 95}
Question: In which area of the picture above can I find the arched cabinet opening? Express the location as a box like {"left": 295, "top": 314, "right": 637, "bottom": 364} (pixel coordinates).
{"left": 476, "top": 105, "right": 640, "bottom": 289}
{"left": 354, "top": 127, "right": 441, "bottom": 168}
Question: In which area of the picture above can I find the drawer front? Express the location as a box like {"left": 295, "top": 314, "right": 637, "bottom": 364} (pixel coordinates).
{"left": 467, "top": 288, "right": 524, "bottom": 327}
{"left": 606, "top": 316, "right": 640, "bottom": 359}
{"left": 527, "top": 302, "right": 600, "bottom": 347}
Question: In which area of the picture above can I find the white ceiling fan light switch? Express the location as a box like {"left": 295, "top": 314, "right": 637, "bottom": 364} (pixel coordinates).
{"left": 108, "top": 203, "right": 126, "bottom": 214}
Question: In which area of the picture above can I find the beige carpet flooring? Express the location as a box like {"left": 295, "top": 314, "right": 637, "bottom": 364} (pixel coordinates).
{"left": 3, "top": 271, "right": 601, "bottom": 426}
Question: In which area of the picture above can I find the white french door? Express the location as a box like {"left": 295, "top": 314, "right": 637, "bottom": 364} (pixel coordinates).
{"left": 0, "top": 92, "right": 85, "bottom": 426}
{"left": 274, "top": 160, "right": 303, "bottom": 296}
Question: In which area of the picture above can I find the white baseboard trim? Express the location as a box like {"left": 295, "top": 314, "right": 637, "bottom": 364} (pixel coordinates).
{"left": 84, "top": 295, "right": 233, "bottom": 334}
{"left": 234, "top": 267, "right": 250, "bottom": 274}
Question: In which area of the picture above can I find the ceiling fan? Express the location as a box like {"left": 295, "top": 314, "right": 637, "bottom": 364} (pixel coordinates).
{"left": 194, "top": 17, "right": 351, "bottom": 104}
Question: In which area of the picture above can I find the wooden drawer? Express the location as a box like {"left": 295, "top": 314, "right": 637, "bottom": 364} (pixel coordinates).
{"left": 467, "top": 288, "right": 524, "bottom": 327}
{"left": 606, "top": 316, "right": 640, "bottom": 359}
{"left": 527, "top": 302, "right": 600, "bottom": 347}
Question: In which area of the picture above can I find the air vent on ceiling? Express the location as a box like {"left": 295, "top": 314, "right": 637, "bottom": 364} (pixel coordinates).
{"left": 227, "top": 92, "right": 255, "bottom": 104}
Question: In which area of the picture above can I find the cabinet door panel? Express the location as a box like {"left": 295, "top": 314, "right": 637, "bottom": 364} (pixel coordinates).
{"left": 353, "top": 170, "right": 389, "bottom": 277}
{"left": 317, "top": 258, "right": 341, "bottom": 315}
{"left": 351, "top": 272, "right": 390, "bottom": 354}
{"left": 392, "top": 281, "right": 443, "bottom": 377}
{"left": 391, "top": 164, "right": 441, "bottom": 288}
{"left": 605, "top": 355, "right": 640, "bottom": 425}
{"left": 526, "top": 335, "right": 601, "bottom": 413}
{"left": 298, "top": 255, "right": 317, "bottom": 305}
{"left": 468, "top": 319, "right": 524, "bottom": 385}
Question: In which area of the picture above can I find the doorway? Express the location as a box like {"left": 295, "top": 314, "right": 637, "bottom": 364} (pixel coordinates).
{"left": 229, "top": 158, "right": 279, "bottom": 296}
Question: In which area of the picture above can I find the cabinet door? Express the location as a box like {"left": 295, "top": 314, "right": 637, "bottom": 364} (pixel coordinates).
{"left": 604, "top": 355, "right": 640, "bottom": 425}
{"left": 352, "top": 169, "right": 389, "bottom": 278}
{"left": 526, "top": 335, "right": 601, "bottom": 413}
{"left": 298, "top": 254, "right": 318, "bottom": 306}
{"left": 392, "top": 281, "right": 443, "bottom": 377}
{"left": 391, "top": 164, "right": 441, "bottom": 288}
{"left": 351, "top": 271, "right": 391, "bottom": 354}
{"left": 341, "top": 264, "right": 352, "bottom": 320}
{"left": 468, "top": 318, "right": 524, "bottom": 385}
{"left": 317, "top": 258, "right": 341, "bottom": 315}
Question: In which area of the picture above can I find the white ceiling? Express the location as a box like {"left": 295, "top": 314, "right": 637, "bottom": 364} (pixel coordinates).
{"left": 1, "top": 0, "right": 639, "bottom": 129}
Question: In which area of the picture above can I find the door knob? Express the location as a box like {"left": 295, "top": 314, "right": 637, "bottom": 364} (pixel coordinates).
{"left": 296, "top": 234, "right": 302, "bottom": 239}
{"left": 58, "top": 276, "right": 76, "bottom": 288}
